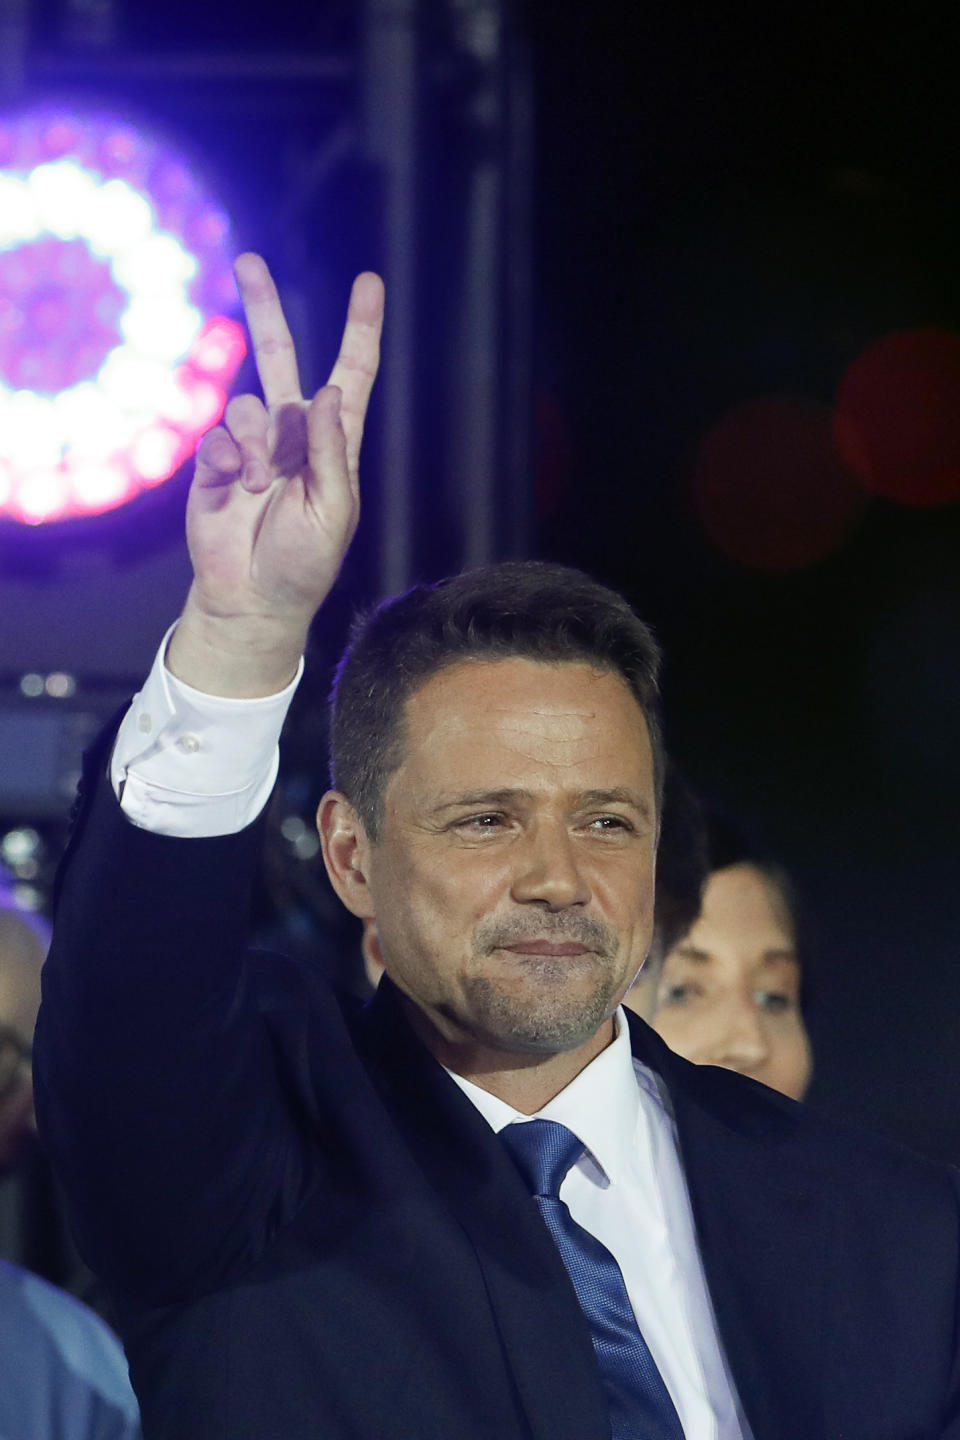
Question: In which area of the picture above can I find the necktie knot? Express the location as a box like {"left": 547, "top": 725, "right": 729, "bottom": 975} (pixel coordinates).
{"left": 501, "top": 1118, "right": 586, "bottom": 1200}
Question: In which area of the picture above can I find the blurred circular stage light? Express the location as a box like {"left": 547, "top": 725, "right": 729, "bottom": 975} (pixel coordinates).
{"left": 694, "top": 397, "right": 866, "bottom": 572}
{"left": 835, "top": 329, "right": 960, "bottom": 507}
{"left": 0, "top": 106, "right": 247, "bottom": 525}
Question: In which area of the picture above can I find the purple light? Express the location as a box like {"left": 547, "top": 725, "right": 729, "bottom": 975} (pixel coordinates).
{"left": 0, "top": 239, "right": 125, "bottom": 393}
{"left": 0, "top": 104, "right": 247, "bottom": 525}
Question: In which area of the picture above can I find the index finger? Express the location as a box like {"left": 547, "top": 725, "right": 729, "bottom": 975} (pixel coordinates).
{"left": 234, "top": 252, "right": 303, "bottom": 409}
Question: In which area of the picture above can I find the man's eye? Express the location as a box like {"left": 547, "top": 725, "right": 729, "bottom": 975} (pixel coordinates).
{"left": 588, "top": 815, "right": 634, "bottom": 832}
{"left": 456, "top": 814, "right": 505, "bottom": 830}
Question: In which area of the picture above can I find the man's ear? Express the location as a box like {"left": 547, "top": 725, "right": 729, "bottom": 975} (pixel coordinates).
{"left": 317, "top": 791, "right": 375, "bottom": 919}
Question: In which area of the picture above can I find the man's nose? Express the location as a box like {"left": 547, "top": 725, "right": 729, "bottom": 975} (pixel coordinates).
{"left": 509, "top": 820, "right": 591, "bottom": 910}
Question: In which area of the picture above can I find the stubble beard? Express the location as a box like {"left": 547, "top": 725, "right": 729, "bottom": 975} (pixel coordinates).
{"left": 454, "top": 913, "right": 625, "bottom": 1055}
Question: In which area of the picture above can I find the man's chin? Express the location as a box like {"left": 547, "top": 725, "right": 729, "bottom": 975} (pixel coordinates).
{"left": 455, "top": 974, "right": 617, "bottom": 1056}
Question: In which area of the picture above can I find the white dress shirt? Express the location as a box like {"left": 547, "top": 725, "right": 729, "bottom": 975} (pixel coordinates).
{"left": 111, "top": 635, "right": 750, "bottom": 1440}
{"left": 449, "top": 1020, "right": 749, "bottom": 1439}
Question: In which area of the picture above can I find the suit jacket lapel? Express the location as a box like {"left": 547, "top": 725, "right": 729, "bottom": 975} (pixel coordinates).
{"left": 356, "top": 980, "right": 610, "bottom": 1440}
{"left": 626, "top": 1011, "right": 830, "bottom": 1440}
{"left": 356, "top": 986, "right": 829, "bottom": 1440}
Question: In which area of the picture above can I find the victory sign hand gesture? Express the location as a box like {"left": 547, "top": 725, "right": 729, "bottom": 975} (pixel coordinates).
{"left": 168, "top": 254, "right": 384, "bottom": 696}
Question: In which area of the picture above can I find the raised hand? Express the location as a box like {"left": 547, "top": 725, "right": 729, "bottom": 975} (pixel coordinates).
{"left": 168, "top": 254, "right": 384, "bottom": 696}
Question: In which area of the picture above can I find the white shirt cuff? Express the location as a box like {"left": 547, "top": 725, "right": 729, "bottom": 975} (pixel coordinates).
{"left": 110, "top": 623, "right": 303, "bottom": 838}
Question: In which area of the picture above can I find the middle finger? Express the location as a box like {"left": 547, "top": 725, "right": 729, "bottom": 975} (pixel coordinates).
{"left": 234, "top": 252, "right": 303, "bottom": 410}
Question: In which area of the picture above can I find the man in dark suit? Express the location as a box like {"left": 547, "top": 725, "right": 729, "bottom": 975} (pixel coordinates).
{"left": 34, "top": 256, "right": 960, "bottom": 1439}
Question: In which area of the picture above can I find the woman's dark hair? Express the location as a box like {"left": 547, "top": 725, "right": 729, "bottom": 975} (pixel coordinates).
{"left": 700, "top": 809, "right": 812, "bottom": 1014}
{"left": 651, "top": 764, "right": 710, "bottom": 962}
{"left": 329, "top": 561, "right": 664, "bottom": 839}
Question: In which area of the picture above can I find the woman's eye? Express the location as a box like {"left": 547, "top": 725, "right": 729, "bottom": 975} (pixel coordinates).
{"left": 661, "top": 983, "right": 694, "bottom": 1006}
{"left": 756, "top": 991, "right": 794, "bottom": 1014}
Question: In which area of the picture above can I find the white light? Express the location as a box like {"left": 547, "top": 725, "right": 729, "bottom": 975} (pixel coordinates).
{"left": 154, "top": 372, "right": 194, "bottom": 425}
{"left": 26, "top": 160, "right": 99, "bottom": 241}
{"left": 84, "top": 178, "right": 154, "bottom": 258}
{"left": 19, "top": 674, "right": 44, "bottom": 698}
{"left": 71, "top": 462, "right": 129, "bottom": 509}
{"left": 0, "top": 106, "right": 246, "bottom": 522}
{"left": 111, "top": 232, "right": 198, "bottom": 295}
{"left": 0, "top": 175, "right": 39, "bottom": 247}
{"left": 17, "top": 469, "right": 68, "bottom": 522}
{"left": 4, "top": 392, "right": 63, "bottom": 467}
{"left": 0, "top": 827, "right": 40, "bottom": 864}
{"left": 55, "top": 381, "right": 137, "bottom": 459}
{"left": 132, "top": 426, "right": 184, "bottom": 481}
{"left": 45, "top": 672, "right": 76, "bottom": 698}
{"left": 119, "top": 295, "right": 202, "bottom": 362}
{"left": 96, "top": 348, "right": 180, "bottom": 415}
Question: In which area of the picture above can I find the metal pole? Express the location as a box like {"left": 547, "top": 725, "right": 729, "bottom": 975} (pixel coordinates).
{"left": 447, "top": 0, "right": 533, "bottom": 566}
{"left": 361, "top": 0, "right": 419, "bottom": 597}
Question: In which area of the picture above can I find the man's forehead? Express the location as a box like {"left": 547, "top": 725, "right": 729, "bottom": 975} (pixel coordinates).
{"left": 396, "top": 656, "right": 654, "bottom": 782}
{"left": 405, "top": 655, "right": 646, "bottom": 722}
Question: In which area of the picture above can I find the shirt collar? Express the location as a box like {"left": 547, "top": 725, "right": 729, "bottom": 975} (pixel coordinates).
{"left": 446, "top": 1007, "right": 641, "bottom": 1186}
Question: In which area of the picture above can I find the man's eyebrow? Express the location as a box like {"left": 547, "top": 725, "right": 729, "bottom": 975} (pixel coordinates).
{"left": 431, "top": 789, "right": 533, "bottom": 811}
{"left": 429, "top": 786, "right": 653, "bottom": 817}
{"left": 578, "top": 787, "right": 652, "bottom": 819}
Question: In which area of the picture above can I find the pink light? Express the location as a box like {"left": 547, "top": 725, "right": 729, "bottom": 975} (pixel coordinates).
{"left": 102, "top": 128, "right": 138, "bottom": 168}
{"left": 133, "top": 426, "right": 191, "bottom": 483}
{"left": 187, "top": 379, "right": 226, "bottom": 430}
{"left": 0, "top": 104, "right": 247, "bottom": 525}
{"left": 165, "top": 366, "right": 228, "bottom": 431}
{"left": 192, "top": 209, "right": 230, "bottom": 248}
{"left": 188, "top": 317, "right": 247, "bottom": 379}
{"left": 42, "top": 121, "right": 81, "bottom": 160}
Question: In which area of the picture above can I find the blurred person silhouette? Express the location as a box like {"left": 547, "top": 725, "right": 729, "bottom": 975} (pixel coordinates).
{"left": 627, "top": 805, "right": 812, "bottom": 1101}
{"left": 0, "top": 895, "right": 101, "bottom": 1309}
{"left": 0, "top": 899, "right": 46, "bottom": 1177}
{"left": 0, "top": 898, "right": 140, "bottom": 1435}
{"left": 0, "top": 1256, "right": 141, "bottom": 1439}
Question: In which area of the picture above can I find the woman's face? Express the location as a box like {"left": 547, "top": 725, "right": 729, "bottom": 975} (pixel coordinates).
{"left": 649, "top": 862, "right": 812, "bottom": 1101}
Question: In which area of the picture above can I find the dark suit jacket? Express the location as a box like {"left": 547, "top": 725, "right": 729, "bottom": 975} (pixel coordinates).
{"left": 33, "top": 755, "right": 960, "bottom": 1440}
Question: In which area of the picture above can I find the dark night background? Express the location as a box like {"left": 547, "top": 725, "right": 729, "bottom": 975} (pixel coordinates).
{"left": 531, "top": 0, "right": 960, "bottom": 1161}
{"left": 1, "top": 1, "right": 958, "bottom": 1161}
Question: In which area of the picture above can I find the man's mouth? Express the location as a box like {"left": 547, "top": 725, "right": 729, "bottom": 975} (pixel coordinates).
{"left": 500, "top": 941, "right": 591, "bottom": 957}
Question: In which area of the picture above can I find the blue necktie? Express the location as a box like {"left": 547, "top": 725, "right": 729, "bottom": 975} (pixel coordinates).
{"left": 501, "top": 1118, "right": 686, "bottom": 1440}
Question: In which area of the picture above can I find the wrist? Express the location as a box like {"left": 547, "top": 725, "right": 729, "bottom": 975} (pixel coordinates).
{"left": 167, "top": 590, "right": 310, "bottom": 698}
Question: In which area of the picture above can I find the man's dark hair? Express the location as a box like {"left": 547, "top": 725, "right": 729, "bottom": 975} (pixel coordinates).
{"left": 329, "top": 561, "right": 664, "bottom": 840}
